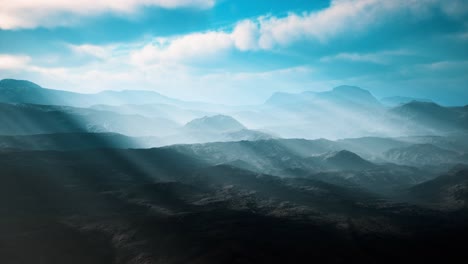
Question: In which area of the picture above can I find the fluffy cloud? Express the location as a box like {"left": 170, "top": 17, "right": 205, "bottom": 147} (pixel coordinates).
{"left": 68, "top": 44, "right": 114, "bottom": 59}
{"left": 130, "top": 31, "right": 233, "bottom": 65}
{"left": 0, "top": 0, "right": 215, "bottom": 29}
{"left": 231, "top": 20, "right": 260, "bottom": 51}
{"left": 0, "top": 54, "right": 31, "bottom": 69}
{"left": 256, "top": 0, "right": 467, "bottom": 48}
{"left": 127, "top": 0, "right": 467, "bottom": 66}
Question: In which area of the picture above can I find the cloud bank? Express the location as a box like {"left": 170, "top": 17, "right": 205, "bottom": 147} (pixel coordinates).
{"left": 128, "top": 0, "right": 467, "bottom": 66}
{"left": 0, "top": 0, "right": 215, "bottom": 29}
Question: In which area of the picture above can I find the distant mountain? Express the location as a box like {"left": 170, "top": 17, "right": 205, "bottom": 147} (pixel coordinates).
{"left": 397, "top": 134, "right": 468, "bottom": 153}
{"left": 0, "top": 79, "right": 182, "bottom": 107}
{"left": 223, "top": 129, "right": 273, "bottom": 141}
{"left": 337, "top": 137, "right": 410, "bottom": 160}
{"left": 142, "top": 115, "right": 275, "bottom": 145}
{"left": 319, "top": 150, "right": 376, "bottom": 171}
{"left": 91, "top": 103, "right": 212, "bottom": 124}
{"left": 409, "top": 167, "right": 468, "bottom": 209}
{"left": 93, "top": 90, "right": 178, "bottom": 106}
{"left": 260, "top": 86, "right": 391, "bottom": 139}
{"left": 262, "top": 89, "right": 468, "bottom": 139}
{"left": 380, "top": 97, "right": 433, "bottom": 107}
{"left": 265, "top": 85, "right": 382, "bottom": 110}
{"left": 389, "top": 101, "right": 468, "bottom": 133}
{"left": 3, "top": 79, "right": 468, "bottom": 140}
{"left": 0, "top": 103, "right": 179, "bottom": 136}
{"left": 384, "top": 144, "right": 462, "bottom": 166}
{"left": 313, "top": 85, "right": 382, "bottom": 109}
{"left": 0, "top": 79, "right": 91, "bottom": 106}
{"left": 264, "top": 92, "right": 309, "bottom": 106}
{"left": 184, "top": 115, "right": 245, "bottom": 132}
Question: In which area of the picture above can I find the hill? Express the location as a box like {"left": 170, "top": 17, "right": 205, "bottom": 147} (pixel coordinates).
{"left": 384, "top": 144, "right": 463, "bottom": 166}
{"left": 184, "top": 115, "right": 245, "bottom": 132}
{"left": 409, "top": 167, "right": 468, "bottom": 209}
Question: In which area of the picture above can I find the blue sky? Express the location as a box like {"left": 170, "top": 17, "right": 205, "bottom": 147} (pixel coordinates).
{"left": 0, "top": 0, "right": 467, "bottom": 105}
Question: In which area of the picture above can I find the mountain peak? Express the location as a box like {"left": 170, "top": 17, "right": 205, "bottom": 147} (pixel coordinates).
{"left": 317, "top": 85, "right": 381, "bottom": 108}
{"left": 403, "top": 100, "right": 441, "bottom": 108}
{"left": 0, "top": 79, "right": 42, "bottom": 89}
{"left": 332, "top": 85, "right": 369, "bottom": 94}
{"left": 185, "top": 115, "right": 245, "bottom": 132}
{"left": 264, "top": 92, "right": 303, "bottom": 105}
{"left": 323, "top": 150, "right": 362, "bottom": 160}
{"left": 392, "top": 100, "right": 446, "bottom": 114}
{"left": 322, "top": 150, "right": 374, "bottom": 170}
{"left": 380, "top": 96, "right": 433, "bottom": 107}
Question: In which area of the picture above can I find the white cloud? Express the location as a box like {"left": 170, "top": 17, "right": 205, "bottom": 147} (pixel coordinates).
{"left": 255, "top": 0, "right": 468, "bottom": 48}
{"left": 231, "top": 20, "right": 260, "bottom": 51}
{"left": 0, "top": 54, "right": 31, "bottom": 69}
{"left": 124, "top": 0, "right": 468, "bottom": 65}
{"left": 320, "top": 50, "right": 413, "bottom": 64}
{"left": 68, "top": 44, "right": 114, "bottom": 59}
{"left": 0, "top": 0, "right": 216, "bottom": 29}
{"left": 130, "top": 31, "right": 233, "bottom": 65}
{"left": 130, "top": 19, "right": 263, "bottom": 66}
{"left": 420, "top": 60, "right": 468, "bottom": 72}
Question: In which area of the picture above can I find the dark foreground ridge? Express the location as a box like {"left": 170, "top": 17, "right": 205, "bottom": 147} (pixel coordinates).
{"left": 1, "top": 148, "right": 467, "bottom": 264}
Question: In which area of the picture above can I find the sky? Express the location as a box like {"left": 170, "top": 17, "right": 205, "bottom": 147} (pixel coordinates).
{"left": 0, "top": 0, "right": 467, "bottom": 105}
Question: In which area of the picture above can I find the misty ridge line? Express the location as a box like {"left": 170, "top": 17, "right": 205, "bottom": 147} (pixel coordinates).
{"left": 2, "top": 78, "right": 467, "bottom": 142}
{"left": 0, "top": 78, "right": 447, "bottom": 107}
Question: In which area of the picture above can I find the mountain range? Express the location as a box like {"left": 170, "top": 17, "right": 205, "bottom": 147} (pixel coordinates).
{"left": 1, "top": 78, "right": 468, "bottom": 263}
{"left": 3, "top": 79, "right": 467, "bottom": 140}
